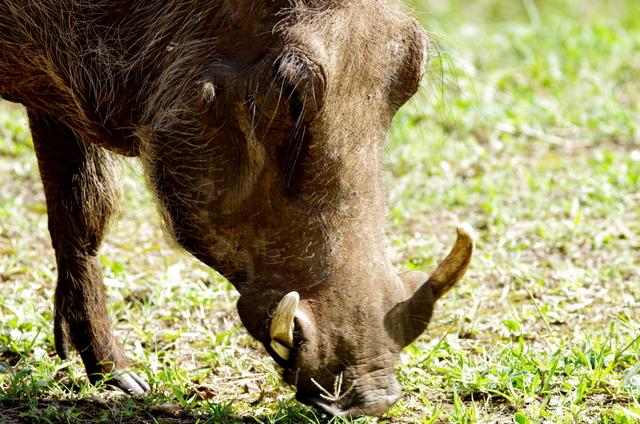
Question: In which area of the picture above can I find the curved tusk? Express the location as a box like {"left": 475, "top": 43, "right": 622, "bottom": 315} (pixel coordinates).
{"left": 394, "top": 223, "right": 475, "bottom": 348}
{"left": 270, "top": 291, "right": 299, "bottom": 360}
{"left": 429, "top": 221, "right": 475, "bottom": 299}
{"left": 270, "top": 340, "right": 292, "bottom": 361}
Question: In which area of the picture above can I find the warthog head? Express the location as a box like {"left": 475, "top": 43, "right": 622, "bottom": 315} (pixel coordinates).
{"left": 135, "top": 0, "right": 474, "bottom": 416}
{"left": 262, "top": 224, "right": 474, "bottom": 416}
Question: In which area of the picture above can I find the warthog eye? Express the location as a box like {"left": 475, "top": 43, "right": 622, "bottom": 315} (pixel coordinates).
{"left": 237, "top": 54, "right": 321, "bottom": 132}
{"left": 275, "top": 48, "right": 326, "bottom": 119}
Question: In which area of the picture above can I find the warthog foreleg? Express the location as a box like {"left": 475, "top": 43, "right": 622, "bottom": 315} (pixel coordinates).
{"left": 29, "top": 111, "right": 149, "bottom": 394}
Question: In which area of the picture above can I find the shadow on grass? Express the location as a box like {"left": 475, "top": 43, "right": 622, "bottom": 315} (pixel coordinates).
{"left": 0, "top": 396, "right": 336, "bottom": 424}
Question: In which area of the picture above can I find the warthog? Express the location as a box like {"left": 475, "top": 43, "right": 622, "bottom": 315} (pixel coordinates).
{"left": 0, "top": 0, "right": 474, "bottom": 417}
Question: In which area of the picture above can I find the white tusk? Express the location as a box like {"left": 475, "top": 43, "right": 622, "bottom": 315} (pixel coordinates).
{"left": 270, "top": 291, "right": 299, "bottom": 360}
{"left": 270, "top": 340, "right": 292, "bottom": 361}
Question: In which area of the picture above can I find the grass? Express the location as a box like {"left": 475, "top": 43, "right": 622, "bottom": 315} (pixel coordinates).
{"left": 1, "top": 0, "right": 639, "bottom": 422}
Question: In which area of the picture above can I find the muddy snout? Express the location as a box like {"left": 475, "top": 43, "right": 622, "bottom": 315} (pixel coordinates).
{"left": 294, "top": 373, "right": 402, "bottom": 417}
{"left": 296, "top": 388, "right": 401, "bottom": 417}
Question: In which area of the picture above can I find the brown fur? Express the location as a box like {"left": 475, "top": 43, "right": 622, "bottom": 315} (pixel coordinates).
{"left": 0, "top": 0, "right": 454, "bottom": 417}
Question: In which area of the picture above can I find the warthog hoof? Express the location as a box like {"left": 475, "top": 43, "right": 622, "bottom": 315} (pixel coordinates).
{"left": 110, "top": 370, "right": 150, "bottom": 395}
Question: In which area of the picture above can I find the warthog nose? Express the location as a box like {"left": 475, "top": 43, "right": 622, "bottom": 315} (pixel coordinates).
{"left": 296, "top": 390, "right": 401, "bottom": 417}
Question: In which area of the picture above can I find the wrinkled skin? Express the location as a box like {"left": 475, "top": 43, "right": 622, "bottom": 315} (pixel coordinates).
{"left": 0, "top": 0, "right": 473, "bottom": 417}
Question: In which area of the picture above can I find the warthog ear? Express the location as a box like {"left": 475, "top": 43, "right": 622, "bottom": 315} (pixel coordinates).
{"left": 270, "top": 291, "right": 300, "bottom": 360}
{"left": 390, "top": 223, "right": 475, "bottom": 347}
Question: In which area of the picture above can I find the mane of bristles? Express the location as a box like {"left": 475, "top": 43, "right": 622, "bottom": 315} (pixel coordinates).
{"left": 0, "top": 1, "right": 236, "bottom": 148}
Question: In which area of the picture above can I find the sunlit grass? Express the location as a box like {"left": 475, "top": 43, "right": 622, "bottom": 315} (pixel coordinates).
{"left": 383, "top": 0, "right": 640, "bottom": 422}
{"left": 1, "top": 0, "right": 640, "bottom": 422}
